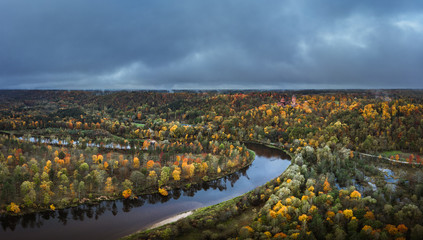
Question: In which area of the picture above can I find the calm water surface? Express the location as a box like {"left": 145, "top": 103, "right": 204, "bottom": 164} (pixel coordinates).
{"left": 0, "top": 144, "right": 290, "bottom": 240}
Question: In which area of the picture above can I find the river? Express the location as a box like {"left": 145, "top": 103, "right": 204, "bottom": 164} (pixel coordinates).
{"left": 0, "top": 143, "right": 290, "bottom": 240}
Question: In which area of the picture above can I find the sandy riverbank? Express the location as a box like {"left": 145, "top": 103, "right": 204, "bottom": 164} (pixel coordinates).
{"left": 146, "top": 211, "right": 193, "bottom": 230}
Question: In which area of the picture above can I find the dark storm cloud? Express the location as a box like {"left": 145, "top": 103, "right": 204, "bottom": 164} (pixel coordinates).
{"left": 0, "top": 0, "right": 422, "bottom": 89}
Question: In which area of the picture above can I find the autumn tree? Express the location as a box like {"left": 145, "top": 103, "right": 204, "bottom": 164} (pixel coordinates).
{"left": 172, "top": 167, "right": 181, "bottom": 181}
{"left": 159, "top": 167, "right": 170, "bottom": 186}
{"left": 133, "top": 157, "right": 140, "bottom": 169}
{"left": 146, "top": 160, "right": 155, "bottom": 169}
{"left": 105, "top": 177, "right": 114, "bottom": 193}
{"left": 130, "top": 171, "right": 144, "bottom": 189}
{"left": 78, "top": 181, "right": 85, "bottom": 199}
{"left": 7, "top": 202, "right": 20, "bottom": 213}
{"left": 20, "top": 181, "right": 36, "bottom": 206}
{"left": 158, "top": 187, "right": 168, "bottom": 196}
{"left": 323, "top": 178, "right": 331, "bottom": 193}
{"left": 122, "top": 189, "right": 131, "bottom": 199}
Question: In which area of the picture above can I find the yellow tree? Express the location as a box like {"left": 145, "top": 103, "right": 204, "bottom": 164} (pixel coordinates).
{"left": 201, "top": 162, "right": 208, "bottom": 174}
{"left": 266, "top": 109, "right": 273, "bottom": 117}
{"left": 188, "top": 164, "right": 195, "bottom": 178}
{"left": 98, "top": 154, "right": 104, "bottom": 163}
{"left": 149, "top": 170, "right": 157, "bottom": 178}
{"left": 133, "top": 157, "right": 140, "bottom": 169}
{"left": 7, "top": 202, "right": 20, "bottom": 213}
{"left": 44, "top": 160, "right": 52, "bottom": 173}
{"left": 92, "top": 155, "right": 98, "bottom": 164}
{"left": 323, "top": 178, "right": 331, "bottom": 193}
{"left": 343, "top": 209, "right": 353, "bottom": 219}
{"left": 105, "top": 177, "right": 114, "bottom": 193}
{"left": 103, "top": 160, "right": 109, "bottom": 169}
{"left": 172, "top": 167, "right": 181, "bottom": 181}
{"left": 350, "top": 190, "right": 361, "bottom": 199}
{"left": 112, "top": 161, "right": 119, "bottom": 174}
{"left": 298, "top": 214, "right": 308, "bottom": 222}
{"left": 122, "top": 189, "right": 132, "bottom": 199}
{"left": 158, "top": 187, "right": 168, "bottom": 196}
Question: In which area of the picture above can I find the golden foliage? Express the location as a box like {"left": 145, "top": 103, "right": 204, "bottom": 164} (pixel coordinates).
{"left": 385, "top": 224, "right": 398, "bottom": 236}
{"left": 290, "top": 233, "right": 299, "bottom": 239}
{"left": 264, "top": 231, "right": 272, "bottom": 238}
{"left": 105, "top": 177, "right": 114, "bottom": 193}
{"left": 343, "top": 209, "right": 353, "bottom": 219}
{"left": 242, "top": 226, "right": 254, "bottom": 233}
{"left": 285, "top": 198, "right": 292, "bottom": 205}
{"left": 158, "top": 187, "right": 168, "bottom": 196}
{"left": 309, "top": 205, "right": 317, "bottom": 214}
{"left": 362, "top": 225, "right": 373, "bottom": 233}
{"left": 148, "top": 170, "right": 157, "bottom": 178}
{"left": 274, "top": 232, "right": 287, "bottom": 238}
{"left": 397, "top": 224, "right": 408, "bottom": 233}
{"left": 122, "top": 189, "right": 132, "bottom": 199}
{"left": 98, "top": 154, "right": 103, "bottom": 163}
{"left": 172, "top": 168, "right": 181, "bottom": 181}
{"left": 364, "top": 211, "right": 375, "bottom": 220}
{"left": 323, "top": 178, "right": 331, "bottom": 193}
{"left": 298, "top": 214, "right": 308, "bottom": 222}
{"left": 8, "top": 202, "right": 20, "bottom": 213}
{"left": 133, "top": 157, "right": 140, "bottom": 168}
{"left": 350, "top": 190, "right": 361, "bottom": 199}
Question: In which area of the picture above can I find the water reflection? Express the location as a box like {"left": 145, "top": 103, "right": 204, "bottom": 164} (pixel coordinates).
{"left": 0, "top": 166, "right": 251, "bottom": 232}
{"left": 246, "top": 143, "right": 289, "bottom": 159}
{"left": 0, "top": 144, "right": 291, "bottom": 240}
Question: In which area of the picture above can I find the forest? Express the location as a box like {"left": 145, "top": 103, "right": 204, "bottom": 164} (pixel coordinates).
{"left": 0, "top": 89, "right": 422, "bottom": 239}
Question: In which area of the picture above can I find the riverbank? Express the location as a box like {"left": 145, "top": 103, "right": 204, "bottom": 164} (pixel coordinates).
{"left": 0, "top": 140, "right": 256, "bottom": 216}
{"left": 243, "top": 140, "right": 293, "bottom": 158}
{"left": 0, "top": 143, "right": 291, "bottom": 240}
{"left": 145, "top": 211, "right": 193, "bottom": 230}
{"left": 122, "top": 145, "right": 292, "bottom": 240}
{"left": 1, "top": 158, "right": 256, "bottom": 216}
{"left": 122, "top": 165, "right": 293, "bottom": 240}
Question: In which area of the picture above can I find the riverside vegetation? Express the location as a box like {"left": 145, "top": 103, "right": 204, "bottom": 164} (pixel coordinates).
{"left": 0, "top": 89, "right": 422, "bottom": 239}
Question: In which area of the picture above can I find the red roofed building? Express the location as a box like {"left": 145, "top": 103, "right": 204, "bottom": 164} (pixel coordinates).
{"left": 277, "top": 97, "right": 287, "bottom": 106}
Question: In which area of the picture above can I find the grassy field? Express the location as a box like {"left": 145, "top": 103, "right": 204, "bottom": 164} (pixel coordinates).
{"left": 133, "top": 123, "right": 145, "bottom": 128}
{"left": 381, "top": 150, "right": 404, "bottom": 157}
{"left": 380, "top": 150, "right": 421, "bottom": 161}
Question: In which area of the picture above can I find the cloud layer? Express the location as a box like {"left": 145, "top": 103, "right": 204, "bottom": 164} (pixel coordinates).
{"left": 1, "top": 0, "right": 422, "bottom": 89}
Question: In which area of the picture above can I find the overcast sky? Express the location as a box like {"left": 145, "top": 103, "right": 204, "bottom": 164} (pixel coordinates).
{"left": 0, "top": 0, "right": 422, "bottom": 90}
